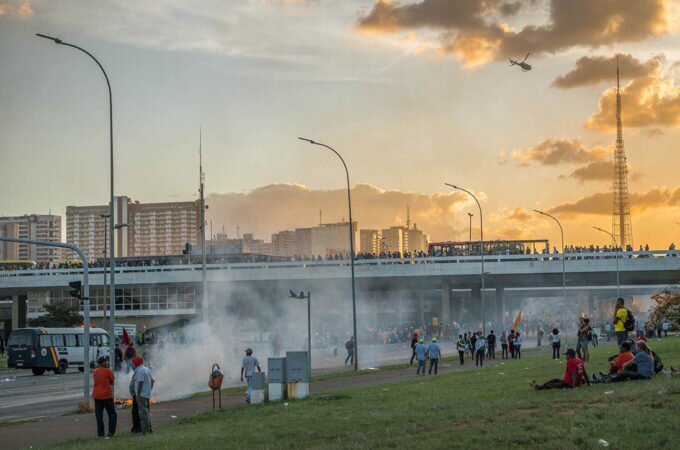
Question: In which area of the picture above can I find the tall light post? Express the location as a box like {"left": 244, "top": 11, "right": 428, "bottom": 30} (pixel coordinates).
{"left": 594, "top": 227, "right": 620, "bottom": 298}
{"left": 534, "top": 210, "right": 567, "bottom": 311}
{"left": 99, "top": 214, "right": 109, "bottom": 330}
{"left": 298, "top": 137, "right": 358, "bottom": 371}
{"left": 36, "top": 33, "right": 116, "bottom": 361}
{"left": 289, "top": 290, "right": 311, "bottom": 378}
{"left": 446, "top": 184, "right": 485, "bottom": 334}
{"left": 467, "top": 212, "right": 473, "bottom": 255}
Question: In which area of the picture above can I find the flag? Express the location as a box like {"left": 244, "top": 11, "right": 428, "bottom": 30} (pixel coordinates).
{"left": 513, "top": 306, "right": 523, "bottom": 330}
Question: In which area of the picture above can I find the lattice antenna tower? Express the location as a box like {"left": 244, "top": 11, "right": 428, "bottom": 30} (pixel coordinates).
{"left": 612, "top": 56, "right": 633, "bottom": 248}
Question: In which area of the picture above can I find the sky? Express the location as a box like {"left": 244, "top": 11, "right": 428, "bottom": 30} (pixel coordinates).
{"left": 1, "top": 0, "right": 680, "bottom": 249}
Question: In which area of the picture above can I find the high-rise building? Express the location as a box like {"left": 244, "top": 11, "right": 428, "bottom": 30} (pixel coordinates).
{"left": 295, "top": 228, "right": 312, "bottom": 257}
{"left": 612, "top": 57, "right": 633, "bottom": 248}
{"left": 406, "top": 224, "right": 429, "bottom": 254}
{"left": 243, "top": 233, "right": 272, "bottom": 255}
{"left": 360, "top": 229, "right": 381, "bottom": 254}
{"left": 0, "top": 214, "right": 62, "bottom": 263}
{"left": 272, "top": 230, "right": 297, "bottom": 257}
{"left": 381, "top": 226, "right": 405, "bottom": 254}
{"left": 310, "top": 221, "right": 358, "bottom": 257}
{"left": 67, "top": 196, "right": 200, "bottom": 260}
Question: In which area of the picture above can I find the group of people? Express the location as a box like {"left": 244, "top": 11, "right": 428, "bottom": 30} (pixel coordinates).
{"left": 91, "top": 353, "right": 155, "bottom": 438}
{"left": 532, "top": 297, "right": 665, "bottom": 391}
{"left": 411, "top": 336, "right": 442, "bottom": 375}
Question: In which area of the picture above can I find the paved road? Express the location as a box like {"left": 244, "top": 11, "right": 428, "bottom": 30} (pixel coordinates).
{"left": 0, "top": 339, "right": 546, "bottom": 423}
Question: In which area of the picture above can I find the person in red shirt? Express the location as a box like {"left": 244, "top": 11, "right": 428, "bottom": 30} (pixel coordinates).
{"left": 591, "top": 342, "right": 635, "bottom": 384}
{"left": 530, "top": 348, "right": 590, "bottom": 390}
{"left": 92, "top": 356, "right": 117, "bottom": 438}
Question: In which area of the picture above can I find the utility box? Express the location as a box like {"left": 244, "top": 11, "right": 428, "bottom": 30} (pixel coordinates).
{"left": 285, "top": 351, "right": 309, "bottom": 382}
{"left": 250, "top": 372, "right": 265, "bottom": 405}
{"left": 286, "top": 351, "right": 309, "bottom": 399}
{"left": 268, "top": 357, "right": 286, "bottom": 402}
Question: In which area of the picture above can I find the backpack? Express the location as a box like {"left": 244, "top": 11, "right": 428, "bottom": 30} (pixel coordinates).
{"left": 623, "top": 309, "right": 635, "bottom": 332}
{"left": 652, "top": 351, "right": 664, "bottom": 374}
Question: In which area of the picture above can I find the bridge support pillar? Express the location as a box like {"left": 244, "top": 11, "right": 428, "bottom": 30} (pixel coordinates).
{"left": 471, "top": 286, "right": 481, "bottom": 327}
{"left": 419, "top": 293, "right": 425, "bottom": 325}
{"left": 11, "top": 294, "right": 27, "bottom": 330}
{"left": 451, "top": 295, "right": 462, "bottom": 323}
{"left": 441, "top": 283, "right": 451, "bottom": 325}
{"left": 496, "top": 287, "right": 505, "bottom": 329}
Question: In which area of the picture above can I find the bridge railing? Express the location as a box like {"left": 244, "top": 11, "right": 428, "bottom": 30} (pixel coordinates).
{"left": 0, "top": 249, "right": 677, "bottom": 279}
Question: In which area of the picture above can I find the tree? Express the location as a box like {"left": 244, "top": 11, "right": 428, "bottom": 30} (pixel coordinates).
{"left": 29, "top": 301, "right": 83, "bottom": 327}
{"left": 649, "top": 287, "right": 680, "bottom": 329}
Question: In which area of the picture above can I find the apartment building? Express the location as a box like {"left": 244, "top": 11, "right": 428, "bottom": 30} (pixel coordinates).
{"left": 0, "top": 214, "right": 62, "bottom": 263}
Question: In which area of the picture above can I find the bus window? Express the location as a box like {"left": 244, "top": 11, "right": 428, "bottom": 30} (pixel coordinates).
{"left": 9, "top": 331, "right": 35, "bottom": 347}
{"left": 51, "top": 335, "right": 65, "bottom": 347}
{"left": 91, "top": 335, "right": 100, "bottom": 346}
{"left": 65, "top": 334, "right": 77, "bottom": 346}
{"left": 101, "top": 334, "right": 110, "bottom": 346}
{"left": 40, "top": 335, "right": 51, "bottom": 347}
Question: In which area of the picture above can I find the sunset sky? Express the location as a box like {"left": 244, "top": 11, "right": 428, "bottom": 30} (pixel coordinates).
{"left": 1, "top": 0, "right": 680, "bottom": 249}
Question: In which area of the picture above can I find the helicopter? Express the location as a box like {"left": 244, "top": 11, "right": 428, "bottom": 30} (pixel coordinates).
{"left": 509, "top": 53, "right": 532, "bottom": 71}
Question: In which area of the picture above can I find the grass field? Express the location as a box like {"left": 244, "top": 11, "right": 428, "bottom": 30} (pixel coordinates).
{"left": 56, "top": 338, "right": 680, "bottom": 449}
{"left": 0, "top": 355, "right": 7, "bottom": 370}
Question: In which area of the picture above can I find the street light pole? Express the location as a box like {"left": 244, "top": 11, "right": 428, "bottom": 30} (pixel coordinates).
{"left": 289, "top": 290, "right": 312, "bottom": 379}
{"left": 467, "top": 212, "right": 473, "bottom": 255}
{"left": 298, "top": 137, "right": 358, "bottom": 371}
{"left": 593, "top": 227, "right": 620, "bottom": 298}
{"left": 99, "top": 214, "right": 109, "bottom": 331}
{"left": 534, "top": 210, "right": 566, "bottom": 312}
{"left": 0, "top": 237, "right": 90, "bottom": 402}
{"left": 36, "top": 33, "right": 116, "bottom": 361}
{"left": 446, "top": 184, "right": 485, "bottom": 334}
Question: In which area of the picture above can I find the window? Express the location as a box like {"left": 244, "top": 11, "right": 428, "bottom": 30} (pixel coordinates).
{"left": 40, "top": 335, "right": 52, "bottom": 347}
{"left": 64, "top": 335, "right": 77, "bottom": 346}
{"left": 51, "top": 335, "right": 65, "bottom": 347}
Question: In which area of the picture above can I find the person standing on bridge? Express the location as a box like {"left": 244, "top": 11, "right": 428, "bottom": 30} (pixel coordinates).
{"left": 613, "top": 298, "right": 629, "bottom": 345}
{"left": 92, "top": 356, "right": 117, "bottom": 438}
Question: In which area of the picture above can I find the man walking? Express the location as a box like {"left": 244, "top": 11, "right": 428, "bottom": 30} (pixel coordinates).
{"left": 486, "top": 330, "right": 496, "bottom": 359}
{"left": 613, "top": 298, "right": 629, "bottom": 345}
{"left": 241, "top": 348, "right": 261, "bottom": 403}
{"left": 475, "top": 332, "right": 486, "bottom": 367}
{"left": 92, "top": 356, "right": 117, "bottom": 438}
{"left": 415, "top": 338, "right": 428, "bottom": 375}
{"left": 427, "top": 338, "right": 441, "bottom": 375}
{"left": 132, "top": 356, "right": 154, "bottom": 435}
{"left": 344, "top": 336, "right": 355, "bottom": 365}
{"left": 455, "top": 334, "right": 466, "bottom": 366}
{"left": 409, "top": 331, "right": 419, "bottom": 365}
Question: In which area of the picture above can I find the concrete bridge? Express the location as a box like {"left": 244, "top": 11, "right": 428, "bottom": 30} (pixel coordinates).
{"left": 1, "top": 250, "right": 678, "bottom": 332}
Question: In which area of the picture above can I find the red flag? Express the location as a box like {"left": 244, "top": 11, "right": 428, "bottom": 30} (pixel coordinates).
{"left": 122, "top": 327, "right": 131, "bottom": 345}
{"left": 513, "top": 306, "right": 523, "bottom": 330}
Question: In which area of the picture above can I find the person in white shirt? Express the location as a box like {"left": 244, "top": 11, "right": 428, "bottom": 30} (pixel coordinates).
{"left": 474, "top": 332, "right": 486, "bottom": 367}
{"left": 550, "top": 328, "right": 561, "bottom": 360}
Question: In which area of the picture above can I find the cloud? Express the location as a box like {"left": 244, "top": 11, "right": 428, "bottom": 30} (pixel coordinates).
{"left": 564, "top": 160, "right": 642, "bottom": 183}
{"left": 547, "top": 185, "right": 680, "bottom": 217}
{"left": 205, "top": 183, "right": 469, "bottom": 242}
{"left": 552, "top": 54, "right": 662, "bottom": 89}
{"left": 357, "top": 0, "right": 669, "bottom": 67}
{"left": 640, "top": 127, "right": 665, "bottom": 138}
{"left": 585, "top": 61, "right": 680, "bottom": 130}
{"left": 0, "top": 1, "right": 33, "bottom": 18}
{"left": 502, "top": 207, "right": 533, "bottom": 222}
{"left": 509, "top": 137, "right": 610, "bottom": 166}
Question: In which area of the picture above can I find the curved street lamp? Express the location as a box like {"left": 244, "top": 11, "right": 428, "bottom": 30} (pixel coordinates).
{"left": 298, "top": 138, "right": 358, "bottom": 371}
{"left": 534, "top": 210, "right": 567, "bottom": 309}
{"left": 445, "top": 183, "right": 486, "bottom": 334}
{"left": 593, "top": 227, "right": 620, "bottom": 298}
{"left": 36, "top": 34, "right": 116, "bottom": 359}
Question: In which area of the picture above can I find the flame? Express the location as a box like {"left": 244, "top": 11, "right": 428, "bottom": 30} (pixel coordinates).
{"left": 114, "top": 396, "right": 158, "bottom": 408}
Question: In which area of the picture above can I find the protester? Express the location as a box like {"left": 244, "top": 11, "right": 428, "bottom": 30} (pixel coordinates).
{"left": 530, "top": 348, "right": 590, "bottom": 390}
{"left": 92, "top": 356, "right": 117, "bottom": 438}
{"left": 537, "top": 326, "right": 544, "bottom": 347}
{"left": 606, "top": 341, "right": 654, "bottom": 382}
{"left": 508, "top": 330, "right": 516, "bottom": 358}
{"left": 129, "top": 372, "right": 142, "bottom": 434}
{"left": 344, "top": 336, "right": 355, "bottom": 365}
{"left": 427, "top": 338, "right": 441, "bottom": 375}
{"left": 241, "top": 348, "right": 261, "bottom": 403}
{"left": 550, "top": 328, "right": 561, "bottom": 360}
{"left": 576, "top": 318, "right": 592, "bottom": 362}
{"left": 514, "top": 332, "right": 523, "bottom": 359}
{"left": 415, "top": 338, "right": 428, "bottom": 375}
{"left": 591, "top": 342, "right": 634, "bottom": 383}
{"left": 455, "top": 334, "right": 466, "bottom": 365}
{"left": 410, "top": 331, "right": 419, "bottom": 365}
{"left": 124, "top": 344, "right": 137, "bottom": 373}
{"left": 500, "top": 331, "right": 508, "bottom": 360}
{"left": 469, "top": 332, "right": 477, "bottom": 360}
{"left": 486, "top": 330, "right": 496, "bottom": 359}
{"left": 613, "top": 298, "right": 629, "bottom": 345}
{"left": 475, "top": 332, "right": 486, "bottom": 367}
{"left": 132, "top": 356, "right": 155, "bottom": 435}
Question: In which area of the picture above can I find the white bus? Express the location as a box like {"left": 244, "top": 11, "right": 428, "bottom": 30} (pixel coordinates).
{"left": 7, "top": 327, "right": 110, "bottom": 375}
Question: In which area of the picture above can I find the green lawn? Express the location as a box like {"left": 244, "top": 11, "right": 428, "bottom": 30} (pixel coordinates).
{"left": 0, "top": 355, "right": 7, "bottom": 370}
{"left": 56, "top": 338, "right": 680, "bottom": 449}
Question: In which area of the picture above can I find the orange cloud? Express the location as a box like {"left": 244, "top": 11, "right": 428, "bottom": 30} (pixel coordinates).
{"left": 552, "top": 54, "right": 662, "bottom": 89}
{"left": 0, "top": 1, "right": 33, "bottom": 18}
{"left": 547, "top": 186, "right": 680, "bottom": 218}
{"left": 585, "top": 59, "right": 680, "bottom": 131}
{"left": 206, "top": 183, "right": 469, "bottom": 242}
{"left": 356, "top": 0, "right": 669, "bottom": 67}
{"left": 509, "top": 138, "right": 610, "bottom": 166}
{"left": 502, "top": 207, "right": 533, "bottom": 222}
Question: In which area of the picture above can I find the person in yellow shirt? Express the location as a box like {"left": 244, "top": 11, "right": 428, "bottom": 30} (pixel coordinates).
{"left": 613, "top": 297, "right": 628, "bottom": 345}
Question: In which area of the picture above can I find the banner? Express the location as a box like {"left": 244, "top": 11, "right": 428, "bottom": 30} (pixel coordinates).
{"left": 512, "top": 306, "right": 522, "bottom": 330}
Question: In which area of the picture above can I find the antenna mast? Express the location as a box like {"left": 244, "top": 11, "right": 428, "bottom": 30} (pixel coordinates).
{"left": 612, "top": 56, "right": 633, "bottom": 249}
{"left": 199, "top": 128, "right": 208, "bottom": 321}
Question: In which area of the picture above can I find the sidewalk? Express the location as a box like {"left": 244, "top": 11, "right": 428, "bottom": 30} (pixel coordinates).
{"left": 0, "top": 346, "right": 554, "bottom": 449}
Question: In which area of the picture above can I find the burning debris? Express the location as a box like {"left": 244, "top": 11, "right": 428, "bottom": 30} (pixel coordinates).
{"left": 114, "top": 396, "right": 158, "bottom": 409}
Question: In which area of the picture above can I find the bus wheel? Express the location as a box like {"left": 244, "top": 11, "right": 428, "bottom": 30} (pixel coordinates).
{"left": 56, "top": 360, "right": 68, "bottom": 374}
{"left": 32, "top": 368, "right": 45, "bottom": 376}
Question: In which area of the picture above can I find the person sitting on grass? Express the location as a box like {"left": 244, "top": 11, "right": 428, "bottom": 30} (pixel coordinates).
{"left": 530, "top": 348, "right": 590, "bottom": 390}
{"left": 604, "top": 341, "right": 654, "bottom": 382}
{"left": 591, "top": 342, "right": 634, "bottom": 383}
